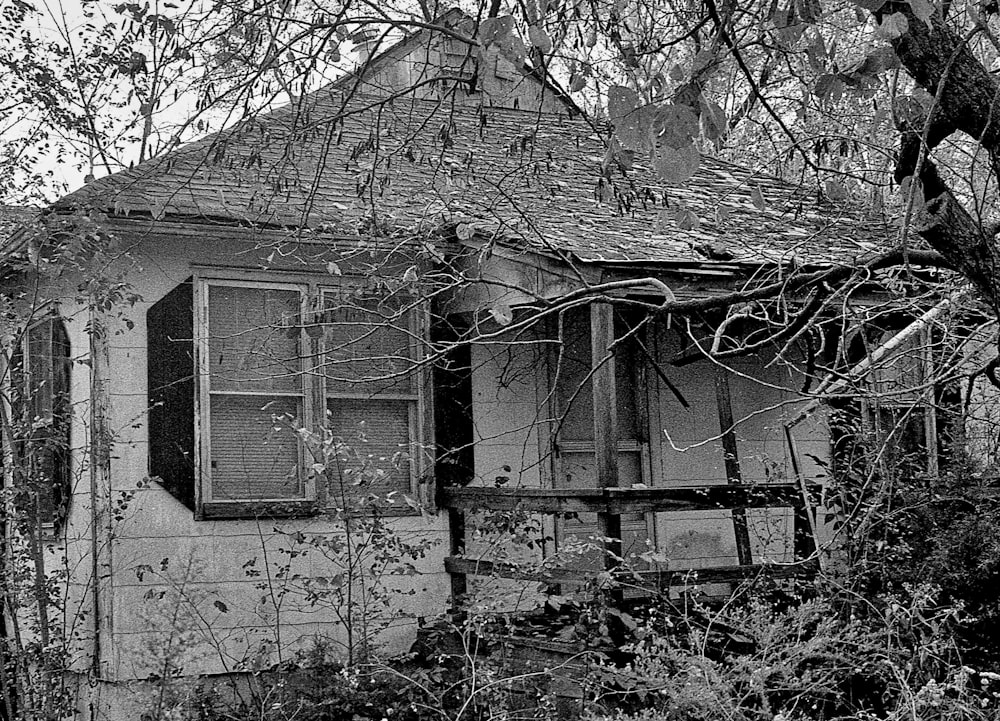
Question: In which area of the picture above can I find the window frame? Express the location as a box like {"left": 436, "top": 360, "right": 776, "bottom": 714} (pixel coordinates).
{"left": 192, "top": 270, "right": 428, "bottom": 520}
{"left": 6, "top": 309, "right": 72, "bottom": 535}
{"left": 859, "top": 324, "right": 940, "bottom": 477}
{"left": 319, "top": 287, "right": 423, "bottom": 506}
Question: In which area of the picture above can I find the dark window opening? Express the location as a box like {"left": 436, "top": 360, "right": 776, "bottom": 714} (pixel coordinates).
{"left": 10, "top": 315, "right": 71, "bottom": 532}
{"left": 432, "top": 314, "right": 474, "bottom": 489}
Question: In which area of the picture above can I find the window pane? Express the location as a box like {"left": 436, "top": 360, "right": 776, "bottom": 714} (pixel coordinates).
{"left": 26, "top": 322, "right": 54, "bottom": 423}
{"left": 208, "top": 286, "right": 301, "bottom": 392}
{"left": 554, "top": 309, "right": 594, "bottom": 441}
{"left": 870, "top": 329, "right": 924, "bottom": 403}
{"left": 554, "top": 307, "right": 641, "bottom": 441}
{"left": 321, "top": 294, "right": 414, "bottom": 395}
{"left": 325, "top": 399, "right": 412, "bottom": 499}
{"left": 209, "top": 395, "right": 302, "bottom": 500}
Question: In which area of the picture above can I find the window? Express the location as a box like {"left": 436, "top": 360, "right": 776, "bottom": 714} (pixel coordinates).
{"left": 835, "top": 321, "right": 957, "bottom": 481}
{"left": 200, "top": 282, "right": 307, "bottom": 506}
{"left": 9, "top": 314, "right": 71, "bottom": 531}
{"left": 146, "top": 276, "right": 424, "bottom": 519}
{"left": 320, "top": 290, "right": 419, "bottom": 503}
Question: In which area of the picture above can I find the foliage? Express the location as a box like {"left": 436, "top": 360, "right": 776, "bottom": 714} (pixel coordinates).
{"left": 581, "top": 587, "right": 996, "bottom": 721}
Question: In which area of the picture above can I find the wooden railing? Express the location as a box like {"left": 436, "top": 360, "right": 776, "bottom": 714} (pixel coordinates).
{"left": 441, "top": 481, "right": 822, "bottom": 600}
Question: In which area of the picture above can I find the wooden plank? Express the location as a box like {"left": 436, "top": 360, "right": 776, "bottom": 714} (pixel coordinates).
{"left": 445, "top": 555, "right": 819, "bottom": 587}
{"left": 633, "top": 560, "right": 820, "bottom": 587}
{"left": 445, "top": 556, "right": 590, "bottom": 585}
{"left": 784, "top": 424, "right": 820, "bottom": 562}
{"left": 714, "top": 365, "right": 754, "bottom": 566}
{"left": 591, "top": 303, "right": 622, "bottom": 595}
{"left": 439, "top": 486, "right": 608, "bottom": 512}
{"left": 448, "top": 508, "right": 468, "bottom": 610}
{"left": 604, "top": 485, "right": 811, "bottom": 513}
{"left": 439, "top": 484, "right": 820, "bottom": 514}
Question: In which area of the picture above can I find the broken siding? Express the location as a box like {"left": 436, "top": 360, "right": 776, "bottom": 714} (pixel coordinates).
{"left": 652, "top": 332, "right": 829, "bottom": 570}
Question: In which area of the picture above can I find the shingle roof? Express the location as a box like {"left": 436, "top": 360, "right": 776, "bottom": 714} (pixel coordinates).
{"left": 54, "top": 90, "right": 897, "bottom": 267}
{"left": 0, "top": 205, "right": 37, "bottom": 237}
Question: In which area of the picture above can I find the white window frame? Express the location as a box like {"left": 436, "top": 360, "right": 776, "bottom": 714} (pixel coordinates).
{"left": 193, "top": 271, "right": 427, "bottom": 517}
{"left": 195, "top": 277, "right": 312, "bottom": 511}
{"left": 319, "top": 287, "right": 423, "bottom": 501}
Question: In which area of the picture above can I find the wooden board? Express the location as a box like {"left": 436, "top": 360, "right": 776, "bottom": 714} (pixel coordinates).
{"left": 439, "top": 483, "right": 820, "bottom": 514}
{"left": 445, "top": 555, "right": 819, "bottom": 587}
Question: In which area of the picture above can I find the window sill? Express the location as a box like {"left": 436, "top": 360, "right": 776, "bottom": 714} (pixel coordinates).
{"left": 199, "top": 500, "right": 319, "bottom": 520}
{"left": 198, "top": 499, "right": 429, "bottom": 520}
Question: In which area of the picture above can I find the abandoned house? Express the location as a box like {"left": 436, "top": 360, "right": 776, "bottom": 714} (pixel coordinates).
{"left": 2, "top": 10, "right": 991, "bottom": 720}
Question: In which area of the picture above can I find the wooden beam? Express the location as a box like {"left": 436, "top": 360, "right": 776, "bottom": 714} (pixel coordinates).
{"left": 438, "top": 484, "right": 820, "bottom": 514}
{"left": 590, "top": 303, "right": 621, "bottom": 584}
{"left": 784, "top": 425, "right": 820, "bottom": 563}
{"left": 440, "top": 486, "right": 608, "bottom": 512}
{"left": 444, "top": 556, "right": 819, "bottom": 587}
{"left": 714, "top": 365, "right": 754, "bottom": 566}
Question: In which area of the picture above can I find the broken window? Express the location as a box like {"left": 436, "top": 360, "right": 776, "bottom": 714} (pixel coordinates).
{"left": 9, "top": 314, "right": 71, "bottom": 531}
{"left": 837, "top": 320, "right": 959, "bottom": 481}
{"left": 148, "top": 277, "right": 422, "bottom": 518}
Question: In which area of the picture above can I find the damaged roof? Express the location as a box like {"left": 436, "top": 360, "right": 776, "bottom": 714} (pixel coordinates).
{"left": 54, "top": 90, "right": 897, "bottom": 268}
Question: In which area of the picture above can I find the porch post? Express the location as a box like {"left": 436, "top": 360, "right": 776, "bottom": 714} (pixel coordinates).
{"left": 713, "top": 365, "right": 754, "bottom": 566}
{"left": 590, "top": 303, "right": 622, "bottom": 580}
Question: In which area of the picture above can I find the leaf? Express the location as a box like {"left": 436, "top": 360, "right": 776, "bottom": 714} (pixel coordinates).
{"left": 851, "top": 0, "right": 887, "bottom": 9}
{"left": 898, "top": 174, "right": 923, "bottom": 202}
{"left": 824, "top": 178, "right": 848, "bottom": 200}
{"left": 668, "top": 63, "right": 685, "bottom": 81}
{"left": 855, "top": 46, "right": 901, "bottom": 77}
{"left": 214, "top": 600, "right": 229, "bottom": 613}
{"left": 455, "top": 222, "right": 475, "bottom": 241}
{"left": 893, "top": 95, "right": 925, "bottom": 129}
{"left": 570, "top": 73, "right": 587, "bottom": 92}
{"left": 653, "top": 103, "right": 700, "bottom": 148}
{"left": 325, "top": 261, "right": 342, "bottom": 275}
{"left": 750, "top": 185, "right": 767, "bottom": 211}
{"left": 805, "top": 34, "right": 828, "bottom": 71}
{"left": 480, "top": 16, "right": 514, "bottom": 46}
{"left": 527, "top": 24, "right": 552, "bottom": 54}
{"left": 608, "top": 84, "right": 639, "bottom": 119}
{"left": 699, "top": 96, "right": 728, "bottom": 141}
{"left": 813, "top": 73, "right": 844, "bottom": 103}
{"left": 876, "top": 12, "right": 909, "bottom": 40}
{"left": 715, "top": 204, "right": 734, "bottom": 223}
{"left": 907, "top": 0, "right": 934, "bottom": 27}
{"left": 795, "top": 0, "right": 822, "bottom": 23}
{"left": 691, "top": 49, "right": 715, "bottom": 74}
{"left": 498, "top": 35, "right": 527, "bottom": 68}
{"left": 675, "top": 207, "right": 700, "bottom": 230}
{"left": 608, "top": 86, "right": 651, "bottom": 152}
{"left": 402, "top": 265, "right": 419, "bottom": 283}
{"left": 652, "top": 142, "right": 700, "bottom": 184}
{"left": 490, "top": 300, "right": 513, "bottom": 326}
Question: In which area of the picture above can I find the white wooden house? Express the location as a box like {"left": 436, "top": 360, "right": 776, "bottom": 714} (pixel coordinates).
{"left": 0, "top": 11, "right": 971, "bottom": 720}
